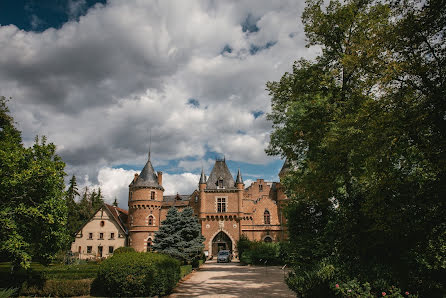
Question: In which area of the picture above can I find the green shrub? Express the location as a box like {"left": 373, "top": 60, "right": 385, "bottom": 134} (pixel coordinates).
{"left": 286, "top": 259, "right": 336, "bottom": 297}
{"left": 240, "top": 251, "right": 252, "bottom": 265}
{"left": 95, "top": 251, "right": 180, "bottom": 297}
{"left": 250, "top": 242, "right": 281, "bottom": 265}
{"left": 113, "top": 246, "right": 135, "bottom": 254}
{"left": 20, "top": 279, "right": 92, "bottom": 297}
{"left": 237, "top": 234, "right": 251, "bottom": 259}
{"left": 180, "top": 265, "right": 192, "bottom": 278}
{"left": 0, "top": 288, "right": 17, "bottom": 298}
{"left": 331, "top": 280, "right": 418, "bottom": 298}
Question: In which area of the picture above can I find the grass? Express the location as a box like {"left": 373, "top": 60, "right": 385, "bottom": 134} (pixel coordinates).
{"left": 180, "top": 264, "right": 192, "bottom": 278}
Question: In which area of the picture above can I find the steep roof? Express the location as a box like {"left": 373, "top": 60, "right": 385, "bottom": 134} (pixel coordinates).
{"left": 104, "top": 204, "right": 128, "bottom": 234}
{"left": 206, "top": 159, "right": 236, "bottom": 189}
{"left": 162, "top": 194, "right": 191, "bottom": 207}
{"left": 131, "top": 159, "right": 164, "bottom": 190}
{"left": 279, "top": 158, "right": 292, "bottom": 177}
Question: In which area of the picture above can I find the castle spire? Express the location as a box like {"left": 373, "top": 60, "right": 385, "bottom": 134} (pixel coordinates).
{"left": 199, "top": 167, "right": 206, "bottom": 184}
{"left": 236, "top": 168, "right": 243, "bottom": 184}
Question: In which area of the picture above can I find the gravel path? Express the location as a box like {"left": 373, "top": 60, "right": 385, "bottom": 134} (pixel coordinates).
{"left": 169, "top": 260, "right": 295, "bottom": 297}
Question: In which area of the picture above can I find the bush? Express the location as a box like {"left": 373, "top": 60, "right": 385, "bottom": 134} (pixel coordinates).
{"left": 180, "top": 265, "right": 192, "bottom": 278}
{"left": 95, "top": 251, "right": 180, "bottom": 297}
{"left": 286, "top": 259, "right": 336, "bottom": 297}
{"left": 20, "top": 279, "right": 92, "bottom": 297}
{"left": 0, "top": 288, "right": 17, "bottom": 298}
{"left": 331, "top": 280, "right": 418, "bottom": 298}
{"left": 113, "top": 246, "right": 135, "bottom": 254}
{"left": 237, "top": 234, "right": 251, "bottom": 259}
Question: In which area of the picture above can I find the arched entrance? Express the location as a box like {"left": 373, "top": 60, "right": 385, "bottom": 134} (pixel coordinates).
{"left": 212, "top": 231, "right": 232, "bottom": 256}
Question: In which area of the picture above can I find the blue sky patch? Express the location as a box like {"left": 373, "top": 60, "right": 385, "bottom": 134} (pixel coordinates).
{"left": 251, "top": 110, "right": 264, "bottom": 119}
{"left": 187, "top": 98, "right": 200, "bottom": 107}
{"left": 0, "top": 0, "right": 106, "bottom": 32}
{"left": 249, "top": 41, "right": 277, "bottom": 55}
{"left": 241, "top": 13, "right": 260, "bottom": 33}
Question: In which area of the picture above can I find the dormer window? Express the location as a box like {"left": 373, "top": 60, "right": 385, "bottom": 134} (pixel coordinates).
{"left": 259, "top": 184, "right": 263, "bottom": 192}
{"left": 218, "top": 178, "right": 224, "bottom": 189}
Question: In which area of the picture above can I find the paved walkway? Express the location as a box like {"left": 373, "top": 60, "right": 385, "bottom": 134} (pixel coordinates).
{"left": 169, "top": 260, "right": 295, "bottom": 297}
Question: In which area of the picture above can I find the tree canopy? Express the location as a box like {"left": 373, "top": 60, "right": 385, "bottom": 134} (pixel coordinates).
{"left": 267, "top": 0, "right": 445, "bottom": 296}
{"left": 154, "top": 207, "right": 204, "bottom": 263}
{"left": 0, "top": 96, "right": 69, "bottom": 269}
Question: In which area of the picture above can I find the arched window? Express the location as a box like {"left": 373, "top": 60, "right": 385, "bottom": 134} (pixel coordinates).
{"left": 264, "top": 236, "right": 273, "bottom": 243}
{"left": 148, "top": 215, "right": 154, "bottom": 226}
{"left": 147, "top": 238, "right": 153, "bottom": 252}
{"left": 264, "top": 210, "right": 271, "bottom": 225}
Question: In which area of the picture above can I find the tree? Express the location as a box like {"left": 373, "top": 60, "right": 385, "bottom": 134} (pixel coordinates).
{"left": 154, "top": 207, "right": 204, "bottom": 263}
{"left": 0, "top": 96, "right": 69, "bottom": 269}
{"left": 66, "top": 175, "right": 81, "bottom": 237}
{"left": 266, "top": 0, "right": 445, "bottom": 296}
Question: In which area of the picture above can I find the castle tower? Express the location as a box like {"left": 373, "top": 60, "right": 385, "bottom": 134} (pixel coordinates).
{"left": 198, "top": 159, "right": 242, "bottom": 257}
{"left": 128, "top": 153, "right": 164, "bottom": 252}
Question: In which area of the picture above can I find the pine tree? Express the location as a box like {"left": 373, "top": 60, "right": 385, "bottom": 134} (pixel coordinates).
{"left": 65, "top": 175, "right": 81, "bottom": 237}
{"left": 154, "top": 207, "right": 204, "bottom": 263}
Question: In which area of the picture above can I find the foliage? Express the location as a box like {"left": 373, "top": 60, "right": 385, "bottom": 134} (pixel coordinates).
{"left": 331, "top": 280, "right": 418, "bottom": 298}
{"left": 154, "top": 207, "right": 205, "bottom": 263}
{"left": 236, "top": 237, "right": 282, "bottom": 265}
{"left": 0, "top": 288, "right": 17, "bottom": 298}
{"left": 95, "top": 251, "right": 180, "bottom": 297}
{"left": 20, "top": 278, "right": 92, "bottom": 297}
{"left": 0, "top": 96, "right": 69, "bottom": 269}
{"left": 113, "top": 246, "right": 135, "bottom": 254}
{"left": 266, "top": 0, "right": 445, "bottom": 296}
{"left": 180, "top": 264, "right": 192, "bottom": 278}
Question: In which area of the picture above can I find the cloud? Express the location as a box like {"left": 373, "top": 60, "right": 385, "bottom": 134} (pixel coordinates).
{"left": 79, "top": 167, "right": 199, "bottom": 208}
{"left": 1, "top": 0, "right": 318, "bottom": 193}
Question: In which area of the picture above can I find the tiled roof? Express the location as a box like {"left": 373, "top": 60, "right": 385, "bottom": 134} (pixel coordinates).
{"left": 206, "top": 159, "right": 236, "bottom": 189}
{"left": 104, "top": 204, "right": 128, "bottom": 233}
{"left": 131, "top": 159, "right": 164, "bottom": 190}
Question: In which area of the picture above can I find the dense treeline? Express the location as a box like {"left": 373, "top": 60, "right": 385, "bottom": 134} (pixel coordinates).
{"left": 65, "top": 175, "right": 105, "bottom": 240}
{"left": 267, "top": 0, "right": 445, "bottom": 297}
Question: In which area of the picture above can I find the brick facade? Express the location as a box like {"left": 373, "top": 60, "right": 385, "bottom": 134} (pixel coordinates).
{"left": 127, "top": 156, "right": 289, "bottom": 257}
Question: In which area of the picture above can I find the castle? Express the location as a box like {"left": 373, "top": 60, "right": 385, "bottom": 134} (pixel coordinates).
{"left": 128, "top": 153, "right": 289, "bottom": 257}
{"left": 71, "top": 153, "right": 289, "bottom": 259}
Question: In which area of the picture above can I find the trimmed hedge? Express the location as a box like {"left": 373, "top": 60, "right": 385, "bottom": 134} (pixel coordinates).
{"left": 95, "top": 252, "right": 180, "bottom": 297}
{"left": 180, "top": 265, "right": 192, "bottom": 278}
{"left": 113, "top": 246, "right": 135, "bottom": 254}
{"left": 20, "top": 279, "right": 92, "bottom": 297}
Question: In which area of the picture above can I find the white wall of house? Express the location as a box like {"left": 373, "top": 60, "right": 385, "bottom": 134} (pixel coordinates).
{"left": 71, "top": 207, "right": 126, "bottom": 259}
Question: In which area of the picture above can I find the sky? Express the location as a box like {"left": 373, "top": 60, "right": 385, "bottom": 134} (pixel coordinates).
{"left": 0, "top": 0, "right": 319, "bottom": 208}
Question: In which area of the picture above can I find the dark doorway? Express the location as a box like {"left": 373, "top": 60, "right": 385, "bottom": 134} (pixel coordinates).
{"left": 212, "top": 231, "right": 232, "bottom": 256}
{"left": 98, "top": 246, "right": 103, "bottom": 257}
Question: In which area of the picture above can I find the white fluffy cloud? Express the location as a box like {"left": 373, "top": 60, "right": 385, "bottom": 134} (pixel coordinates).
{"left": 0, "top": 0, "right": 318, "bottom": 194}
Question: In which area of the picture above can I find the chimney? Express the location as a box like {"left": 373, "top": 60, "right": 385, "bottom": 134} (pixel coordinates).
{"left": 157, "top": 171, "right": 163, "bottom": 186}
{"left": 133, "top": 173, "right": 139, "bottom": 182}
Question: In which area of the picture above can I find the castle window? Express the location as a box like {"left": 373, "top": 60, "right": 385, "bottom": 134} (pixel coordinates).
{"left": 217, "top": 197, "right": 226, "bottom": 213}
{"left": 264, "top": 236, "right": 272, "bottom": 243}
{"left": 78, "top": 246, "right": 81, "bottom": 253}
{"left": 218, "top": 178, "right": 224, "bottom": 189}
{"left": 110, "top": 232, "right": 115, "bottom": 239}
{"left": 259, "top": 184, "right": 263, "bottom": 192}
{"left": 264, "top": 210, "right": 271, "bottom": 225}
{"left": 130, "top": 191, "right": 133, "bottom": 200}
{"left": 87, "top": 246, "right": 92, "bottom": 253}
{"left": 151, "top": 191, "right": 155, "bottom": 200}
{"left": 88, "top": 233, "right": 93, "bottom": 239}
{"left": 109, "top": 246, "right": 114, "bottom": 254}
{"left": 147, "top": 238, "right": 153, "bottom": 252}
{"left": 99, "top": 233, "right": 104, "bottom": 239}
{"left": 100, "top": 220, "right": 105, "bottom": 227}
{"left": 148, "top": 215, "right": 154, "bottom": 226}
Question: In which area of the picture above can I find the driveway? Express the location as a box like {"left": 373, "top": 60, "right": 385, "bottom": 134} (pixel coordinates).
{"left": 169, "top": 260, "right": 295, "bottom": 297}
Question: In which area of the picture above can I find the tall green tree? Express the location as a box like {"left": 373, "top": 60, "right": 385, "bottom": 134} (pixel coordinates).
{"left": 0, "top": 96, "right": 69, "bottom": 269}
{"left": 154, "top": 207, "right": 204, "bottom": 263}
{"left": 267, "top": 0, "right": 445, "bottom": 296}
{"left": 65, "top": 175, "right": 81, "bottom": 237}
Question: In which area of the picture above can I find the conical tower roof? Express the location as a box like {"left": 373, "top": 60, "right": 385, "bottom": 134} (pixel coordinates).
{"left": 206, "top": 159, "right": 235, "bottom": 189}
{"left": 132, "top": 158, "right": 164, "bottom": 190}
{"left": 235, "top": 168, "right": 243, "bottom": 185}
{"left": 199, "top": 168, "right": 206, "bottom": 184}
